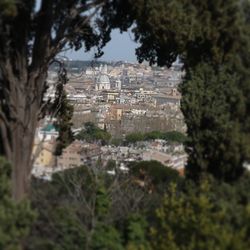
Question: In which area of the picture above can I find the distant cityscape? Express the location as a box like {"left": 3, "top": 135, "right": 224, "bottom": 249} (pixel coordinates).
{"left": 32, "top": 60, "right": 187, "bottom": 180}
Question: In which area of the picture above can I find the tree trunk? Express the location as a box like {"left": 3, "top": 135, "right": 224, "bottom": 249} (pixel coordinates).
{"left": 11, "top": 117, "right": 37, "bottom": 200}
{"left": 0, "top": 66, "right": 47, "bottom": 201}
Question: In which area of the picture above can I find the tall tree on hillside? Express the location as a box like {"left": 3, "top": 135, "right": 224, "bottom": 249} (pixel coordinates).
{"left": 49, "top": 71, "right": 74, "bottom": 156}
{"left": 181, "top": 63, "right": 247, "bottom": 181}
{"left": 179, "top": 1, "right": 250, "bottom": 181}
{"left": 0, "top": 0, "right": 115, "bottom": 200}
{"left": 53, "top": 90, "right": 74, "bottom": 156}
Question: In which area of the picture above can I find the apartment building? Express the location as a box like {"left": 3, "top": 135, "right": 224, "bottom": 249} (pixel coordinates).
{"left": 57, "top": 140, "right": 101, "bottom": 169}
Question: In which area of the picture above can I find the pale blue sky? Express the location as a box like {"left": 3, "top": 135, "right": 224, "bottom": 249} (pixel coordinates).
{"left": 64, "top": 29, "right": 138, "bottom": 62}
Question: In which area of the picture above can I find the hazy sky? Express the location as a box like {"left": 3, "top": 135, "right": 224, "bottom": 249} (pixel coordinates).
{"left": 64, "top": 29, "right": 138, "bottom": 62}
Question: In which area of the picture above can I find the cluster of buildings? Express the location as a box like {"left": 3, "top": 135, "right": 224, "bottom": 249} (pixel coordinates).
{"left": 57, "top": 62, "right": 186, "bottom": 136}
{"left": 32, "top": 126, "right": 187, "bottom": 180}
{"left": 32, "top": 131, "right": 102, "bottom": 180}
{"left": 32, "top": 61, "right": 187, "bottom": 180}
{"left": 101, "top": 140, "right": 187, "bottom": 173}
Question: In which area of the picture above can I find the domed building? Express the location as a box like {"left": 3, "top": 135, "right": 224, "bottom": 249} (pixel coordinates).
{"left": 95, "top": 64, "right": 111, "bottom": 91}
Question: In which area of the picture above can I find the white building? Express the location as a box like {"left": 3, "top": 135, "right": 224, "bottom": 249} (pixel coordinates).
{"left": 95, "top": 64, "right": 111, "bottom": 91}
{"left": 37, "top": 124, "right": 59, "bottom": 141}
{"left": 115, "top": 79, "right": 122, "bottom": 90}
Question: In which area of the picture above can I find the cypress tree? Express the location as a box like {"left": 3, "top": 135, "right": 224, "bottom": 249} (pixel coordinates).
{"left": 54, "top": 90, "right": 74, "bottom": 156}
{"left": 180, "top": 63, "right": 246, "bottom": 181}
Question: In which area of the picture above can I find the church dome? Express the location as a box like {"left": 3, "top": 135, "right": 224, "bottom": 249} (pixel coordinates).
{"left": 95, "top": 64, "right": 111, "bottom": 91}
{"left": 97, "top": 74, "right": 110, "bottom": 84}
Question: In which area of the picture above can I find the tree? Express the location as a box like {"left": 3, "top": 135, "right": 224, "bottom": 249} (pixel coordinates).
{"left": 0, "top": 157, "right": 35, "bottom": 249}
{"left": 162, "top": 131, "right": 186, "bottom": 144}
{"left": 105, "top": 159, "right": 116, "bottom": 171}
{"left": 27, "top": 167, "right": 100, "bottom": 250}
{"left": 53, "top": 89, "right": 74, "bottom": 155}
{"left": 125, "top": 131, "right": 186, "bottom": 144}
{"left": 90, "top": 183, "right": 124, "bottom": 250}
{"left": 129, "top": 161, "right": 182, "bottom": 194}
{"left": 150, "top": 182, "right": 250, "bottom": 250}
{"left": 125, "top": 214, "right": 150, "bottom": 250}
{"left": 0, "top": 0, "right": 114, "bottom": 200}
{"left": 75, "top": 122, "right": 111, "bottom": 145}
{"left": 150, "top": 0, "right": 250, "bottom": 181}
{"left": 144, "top": 131, "right": 162, "bottom": 141}
{"left": 27, "top": 166, "right": 149, "bottom": 250}
{"left": 90, "top": 224, "right": 123, "bottom": 250}
{"left": 125, "top": 132, "right": 145, "bottom": 144}
{"left": 181, "top": 63, "right": 246, "bottom": 181}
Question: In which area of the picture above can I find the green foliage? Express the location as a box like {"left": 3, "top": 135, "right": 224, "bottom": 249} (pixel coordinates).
{"left": 91, "top": 224, "right": 123, "bottom": 250}
{"left": 102, "top": 0, "right": 250, "bottom": 181}
{"left": 0, "top": 157, "right": 35, "bottom": 250}
{"left": 110, "top": 0, "right": 250, "bottom": 182}
{"left": 144, "top": 131, "right": 163, "bottom": 141}
{"left": 162, "top": 131, "right": 187, "bottom": 143}
{"left": 125, "top": 131, "right": 186, "bottom": 144}
{"left": 105, "top": 159, "right": 116, "bottom": 170}
{"left": 0, "top": 0, "right": 17, "bottom": 17}
{"left": 110, "top": 0, "right": 248, "bottom": 67}
{"left": 125, "top": 132, "right": 145, "bottom": 144}
{"left": 26, "top": 165, "right": 250, "bottom": 249}
{"left": 129, "top": 161, "right": 182, "bottom": 193}
{"left": 27, "top": 163, "right": 167, "bottom": 249}
{"left": 27, "top": 206, "right": 86, "bottom": 250}
{"left": 26, "top": 168, "right": 95, "bottom": 250}
{"left": 91, "top": 184, "right": 123, "bottom": 250}
{"left": 125, "top": 214, "right": 150, "bottom": 250}
{"left": 95, "top": 184, "right": 110, "bottom": 219}
{"left": 2, "top": 1, "right": 250, "bottom": 248}
{"left": 54, "top": 90, "right": 74, "bottom": 155}
{"left": 181, "top": 63, "right": 246, "bottom": 181}
{"left": 75, "top": 122, "right": 111, "bottom": 145}
{"left": 27, "top": 167, "right": 124, "bottom": 250}
{"left": 110, "top": 137, "right": 123, "bottom": 146}
{"left": 150, "top": 181, "right": 250, "bottom": 250}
